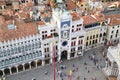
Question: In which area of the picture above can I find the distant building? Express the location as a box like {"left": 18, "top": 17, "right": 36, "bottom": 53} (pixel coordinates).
{"left": 103, "top": 43, "right": 120, "bottom": 80}
{"left": 88, "top": 0, "right": 101, "bottom": 10}
{"left": 105, "top": 14, "right": 120, "bottom": 46}
{"left": 0, "top": 1, "right": 6, "bottom": 15}
{"left": 82, "top": 13, "right": 107, "bottom": 49}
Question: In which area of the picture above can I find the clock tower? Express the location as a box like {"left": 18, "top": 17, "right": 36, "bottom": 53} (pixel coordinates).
{"left": 52, "top": 8, "right": 72, "bottom": 61}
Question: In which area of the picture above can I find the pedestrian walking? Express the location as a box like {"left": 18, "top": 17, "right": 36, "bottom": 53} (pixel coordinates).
{"left": 84, "top": 77, "right": 86, "bottom": 80}
{"left": 76, "top": 67, "right": 78, "bottom": 72}
{"left": 73, "top": 64, "right": 75, "bottom": 67}
{"left": 88, "top": 70, "right": 90, "bottom": 73}
{"left": 77, "top": 76, "right": 80, "bottom": 80}
{"left": 84, "top": 61, "right": 87, "bottom": 65}
{"left": 45, "top": 70, "right": 48, "bottom": 75}
{"left": 96, "top": 63, "right": 99, "bottom": 69}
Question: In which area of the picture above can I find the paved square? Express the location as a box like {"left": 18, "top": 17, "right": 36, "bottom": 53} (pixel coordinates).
{"left": 6, "top": 47, "right": 107, "bottom": 80}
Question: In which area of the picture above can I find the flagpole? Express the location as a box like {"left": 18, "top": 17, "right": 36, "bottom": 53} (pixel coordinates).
{"left": 69, "top": 69, "right": 72, "bottom": 80}
{"left": 53, "top": 42, "right": 56, "bottom": 80}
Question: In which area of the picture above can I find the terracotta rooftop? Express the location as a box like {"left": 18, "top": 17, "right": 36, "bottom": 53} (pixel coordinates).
{"left": 41, "top": 13, "right": 49, "bottom": 18}
{"left": 18, "top": 12, "right": 30, "bottom": 19}
{"left": 2, "top": 9, "right": 14, "bottom": 16}
{"left": 82, "top": 15, "right": 97, "bottom": 25}
{"left": 0, "top": 16, "right": 5, "bottom": 24}
{"left": 94, "top": 13, "right": 106, "bottom": 22}
{"left": 25, "top": 3, "right": 34, "bottom": 7}
{"left": 91, "top": 0, "right": 99, "bottom": 2}
{"left": 36, "top": 21, "right": 45, "bottom": 26}
{"left": 76, "top": 0, "right": 87, "bottom": 3}
{"left": 0, "top": 18, "right": 38, "bottom": 42}
{"left": 66, "top": 0, "right": 77, "bottom": 10}
{"left": 105, "top": 14, "right": 120, "bottom": 26}
{"left": 70, "top": 11, "right": 81, "bottom": 21}
{"left": 109, "top": 76, "right": 117, "bottom": 80}
{"left": 0, "top": 1, "right": 6, "bottom": 5}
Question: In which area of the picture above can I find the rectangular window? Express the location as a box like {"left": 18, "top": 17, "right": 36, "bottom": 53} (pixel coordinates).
{"left": 90, "top": 36, "right": 92, "bottom": 39}
{"left": 110, "top": 35, "right": 113, "bottom": 39}
{"left": 71, "top": 48, "right": 75, "bottom": 52}
{"left": 78, "top": 40, "right": 81, "bottom": 44}
{"left": 45, "top": 31, "right": 47, "bottom": 33}
{"left": 96, "top": 34, "right": 98, "bottom": 38}
{"left": 78, "top": 46, "right": 82, "bottom": 50}
{"left": 111, "top": 31, "right": 114, "bottom": 33}
{"left": 44, "top": 48, "right": 46, "bottom": 52}
{"left": 76, "top": 28, "right": 79, "bottom": 31}
{"left": 71, "top": 42, "right": 74, "bottom": 46}
{"left": 56, "top": 46, "right": 57, "bottom": 50}
{"left": 93, "top": 35, "right": 95, "bottom": 38}
{"left": 72, "top": 29, "right": 74, "bottom": 32}
{"left": 77, "top": 24, "right": 82, "bottom": 27}
{"left": 74, "top": 41, "right": 76, "bottom": 46}
{"left": 47, "top": 48, "right": 49, "bottom": 52}
{"left": 72, "top": 37, "right": 76, "bottom": 40}
{"left": 87, "top": 37, "right": 89, "bottom": 40}
{"left": 115, "top": 34, "right": 117, "bottom": 37}
{"left": 81, "top": 40, "right": 83, "bottom": 44}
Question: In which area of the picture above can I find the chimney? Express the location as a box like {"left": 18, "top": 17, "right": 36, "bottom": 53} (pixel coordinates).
{"left": 13, "top": 20, "right": 15, "bottom": 25}
{"left": 107, "top": 18, "right": 111, "bottom": 24}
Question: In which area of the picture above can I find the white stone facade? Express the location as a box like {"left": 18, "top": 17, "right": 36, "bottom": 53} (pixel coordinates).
{"left": 103, "top": 43, "right": 120, "bottom": 79}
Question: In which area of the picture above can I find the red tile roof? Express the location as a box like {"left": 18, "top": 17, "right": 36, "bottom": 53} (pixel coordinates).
{"left": 36, "top": 21, "right": 45, "bottom": 26}
{"left": 0, "top": 18, "right": 38, "bottom": 42}
{"left": 109, "top": 76, "right": 117, "bottom": 80}
{"left": 82, "top": 15, "right": 97, "bottom": 25}
{"left": 66, "top": 0, "right": 77, "bottom": 10}
{"left": 94, "top": 13, "right": 106, "bottom": 22}
{"left": 105, "top": 14, "right": 120, "bottom": 26}
{"left": 70, "top": 11, "right": 81, "bottom": 21}
{"left": 0, "top": 1, "right": 6, "bottom": 5}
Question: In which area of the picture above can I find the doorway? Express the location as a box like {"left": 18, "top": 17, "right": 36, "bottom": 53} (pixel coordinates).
{"left": 61, "top": 50, "right": 67, "bottom": 60}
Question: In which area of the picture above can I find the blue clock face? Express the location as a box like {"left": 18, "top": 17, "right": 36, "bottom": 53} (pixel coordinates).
{"left": 61, "top": 21, "right": 70, "bottom": 28}
{"left": 62, "top": 41, "right": 68, "bottom": 46}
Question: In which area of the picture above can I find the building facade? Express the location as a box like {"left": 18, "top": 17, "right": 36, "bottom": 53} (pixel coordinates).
{"left": 0, "top": 2, "right": 85, "bottom": 77}
{"left": 0, "top": 0, "right": 119, "bottom": 77}
{"left": 106, "top": 14, "right": 120, "bottom": 46}
{"left": 103, "top": 43, "right": 120, "bottom": 80}
{"left": 82, "top": 13, "right": 107, "bottom": 49}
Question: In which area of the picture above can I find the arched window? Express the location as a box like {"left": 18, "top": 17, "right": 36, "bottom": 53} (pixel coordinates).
{"left": 16, "top": 56, "right": 19, "bottom": 62}
{"left": 23, "top": 55, "right": 26, "bottom": 60}
{"left": 86, "top": 42, "right": 88, "bottom": 46}
{"left": 26, "top": 54, "right": 29, "bottom": 60}
{"left": 96, "top": 34, "right": 98, "bottom": 38}
{"left": 90, "top": 36, "right": 92, "bottom": 39}
{"left": 103, "top": 33, "right": 106, "bottom": 36}
{"left": 28, "top": 53, "right": 32, "bottom": 59}
{"left": 89, "top": 41, "right": 91, "bottom": 45}
{"left": 100, "top": 33, "right": 102, "bottom": 37}
{"left": 116, "top": 30, "right": 119, "bottom": 33}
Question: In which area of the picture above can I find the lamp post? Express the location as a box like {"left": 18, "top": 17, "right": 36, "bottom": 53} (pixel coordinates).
{"left": 53, "top": 42, "right": 56, "bottom": 80}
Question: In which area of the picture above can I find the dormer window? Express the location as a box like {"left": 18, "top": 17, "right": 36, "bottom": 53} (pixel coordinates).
{"left": 8, "top": 24, "right": 16, "bottom": 30}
